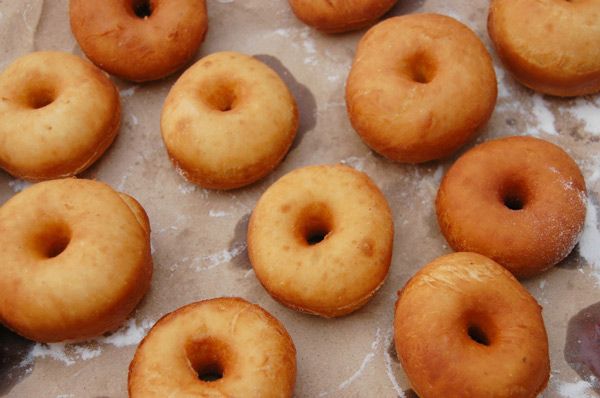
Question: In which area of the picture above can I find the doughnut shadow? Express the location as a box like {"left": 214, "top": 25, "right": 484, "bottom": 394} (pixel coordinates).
{"left": 253, "top": 54, "right": 316, "bottom": 152}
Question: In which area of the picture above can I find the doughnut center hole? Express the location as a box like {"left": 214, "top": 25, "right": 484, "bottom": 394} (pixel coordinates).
{"left": 133, "top": 0, "right": 153, "bottom": 18}
{"left": 500, "top": 181, "right": 528, "bottom": 211}
{"left": 185, "top": 337, "right": 230, "bottom": 383}
{"left": 297, "top": 203, "right": 333, "bottom": 246}
{"left": 203, "top": 82, "right": 237, "bottom": 112}
{"left": 468, "top": 325, "right": 490, "bottom": 346}
{"left": 503, "top": 195, "right": 524, "bottom": 211}
{"left": 28, "top": 88, "right": 56, "bottom": 109}
{"left": 32, "top": 222, "right": 72, "bottom": 259}
{"left": 403, "top": 52, "right": 437, "bottom": 84}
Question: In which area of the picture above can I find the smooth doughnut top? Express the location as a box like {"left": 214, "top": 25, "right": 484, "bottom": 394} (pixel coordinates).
{"left": 288, "top": 0, "right": 398, "bottom": 33}
{"left": 346, "top": 13, "right": 497, "bottom": 163}
{"left": 128, "top": 297, "right": 296, "bottom": 398}
{"left": 69, "top": 0, "right": 208, "bottom": 82}
{"left": 435, "top": 136, "right": 587, "bottom": 278}
{"left": 394, "top": 252, "right": 550, "bottom": 398}
{"left": 0, "top": 178, "right": 152, "bottom": 342}
{"left": 247, "top": 164, "right": 394, "bottom": 317}
{"left": 161, "top": 51, "right": 298, "bottom": 190}
{"left": 0, "top": 51, "right": 121, "bottom": 181}
{"left": 488, "top": 0, "right": 600, "bottom": 96}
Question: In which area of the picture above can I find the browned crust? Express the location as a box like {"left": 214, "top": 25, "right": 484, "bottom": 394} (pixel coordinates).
{"left": 435, "top": 136, "right": 587, "bottom": 277}
{"left": 69, "top": 0, "right": 208, "bottom": 82}
{"left": 288, "top": 0, "right": 398, "bottom": 33}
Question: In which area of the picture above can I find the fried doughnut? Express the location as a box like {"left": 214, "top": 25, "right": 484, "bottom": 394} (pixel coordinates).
{"left": 0, "top": 51, "right": 121, "bottom": 181}
{"left": 488, "top": 0, "right": 600, "bottom": 96}
{"left": 394, "top": 252, "right": 550, "bottom": 398}
{"left": 435, "top": 136, "right": 587, "bottom": 278}
{"left": 161, "top": 52, "right": 298, "bottom": 190}
{"left": 0, "top": 178, "right": 153, "bottom": 343}
{"left": 288, "top": 0, "right": 398, "bottom": 33}
{"left": 69, "top": 0, "right": 208, "bottom": 82}
{"left": 128, "top": 297, "right": 296, "bottom": 398}
{"left": 346, "top": 13, "right": 497, "bottom": 163}
{"left": 247, "top": 164, "right": 394, "bottom": 317}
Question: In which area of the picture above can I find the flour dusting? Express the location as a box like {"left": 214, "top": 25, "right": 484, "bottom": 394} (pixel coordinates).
{"left": 28, "top": 317, "right": 153, "bottom": 365}
{"left": 384, "top": 328, "right": 404, "bottom": 397}
{"left": 530, "top": 94, "right": 557, "bottom": 136}
{"left": 578, "top": 198, "right": 600, "bottom": 285}
{"left": 569, "top": 97, "right": 600, "bottom": 135}
{"left": 338, "top": 328, "right": 381, "bottom": 390}
{"left": 193, "top": 241, "right": 248, "bottom": 271}
{"left": 119, "top": 85, "right": 139, "bottom": 98}
{"left": 557, "top": 378, "right": 597, "bottom": 398}
{"left": 8, "top": 179, "right": 33, "bottom": 193}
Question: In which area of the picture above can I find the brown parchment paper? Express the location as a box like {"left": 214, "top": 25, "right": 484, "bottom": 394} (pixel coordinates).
{"left": 1, "top": 1, "right": 600, "bottom": 397}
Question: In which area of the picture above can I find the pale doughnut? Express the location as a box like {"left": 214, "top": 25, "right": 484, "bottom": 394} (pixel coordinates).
{"left": 488, "top": 0, "right": 600, "bottom": 96}
{"left": 394, "top": 252, "right": 550, "bottom": 398}
{"left": 0, "top": 51, "right": 121, "bottom": 181}
{"left": 161, "top": 52, "right": 298, "bottom": 190}
{"left": 288, "top": 0, "right": 398, "bottom": 33}
{"left": 346, "top": 13, "right": 497, "bottom": 163}
{"left": 69, "top": 0, "right": 208, "bottom": 82}
{"left": 0, "top": 178, "right": 153, "bottom": 342}
{"left": 435, "top": 136, "right": 587, "bottom": 278}
{"left": 247, "top": 164, "right": 394, "bottom": 317}
{"left": 128, "top": 297, "right": 296, "bottom": 398}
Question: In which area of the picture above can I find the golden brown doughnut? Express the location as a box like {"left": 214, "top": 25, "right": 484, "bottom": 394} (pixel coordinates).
{"left": 394, "top": 252, "right": 550, "bottom": 398}
{"left": 0, "top": 51, "right": 121, "bottom": 181}
{"left": 161, "top": 52, "right": 298, "bottom": 190}
{"left": 346, "top": 13, "right": 497, "bottom": 163}
{"left": 488, "top": 0, "right": 600, "bottom": 97}
{"left": 128, "top": 297, "right": 296, "bottom": 398}
{"left": 288, "top": 0, "right": 398, "bottom": 33}
{"left": 0, "top": 178, "right": 153, "bottom": 343}
{"left": 69, "top": 0, "right": 208, "bottom": 82}
{"left": 247, "top": 164, "right": 394, "bottom": 317}
{"left": 435, "top": 136, "right": 587, "bottom": 278}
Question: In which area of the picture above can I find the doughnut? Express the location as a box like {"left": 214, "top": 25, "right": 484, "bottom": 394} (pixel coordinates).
{"left": 161, "top": 52, "right": 298, "bottom": 190}
{"left": 128, "top": 297, "right": 296, "bottom": 398}
{"left": 288, "top": 0, "right": 398, "bottom": 33}
{"left": 488, "top": 0, "right": 600, "bottom": 97}
{"left": 69, "top": 0, "right": 208, "bottom": 82}
{"left": 435, "top": 136, "right": 587, "bottom": 278}
{"left": 0, "top": 178, "right": 153, "bottom": 343}
{"left": 0, "top": 51, "right": 121, "bottom": 181}
{"left": 394, "top": 252, "right": 550, "bottom": 398}
{"left": 345, "top": 13, "right": 497, "bottom": 163}
{"left": 247, "top": 164, "right": 394, "bottom": 317}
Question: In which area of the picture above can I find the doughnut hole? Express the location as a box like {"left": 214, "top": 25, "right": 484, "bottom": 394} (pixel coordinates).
{"left": 463, "top": 311, "right": 497, "bottom": 347}
{"left": 130, "top": 0, "right": 154, "bottom": 18}
{"left": 26, "top": 86, "right": 57, "bottom": 110}
{"left": 400, "top": 51, "right": 438, "bottom": 84}
{"left": 185, "top": 337, "right": 233, "bottom": 382}
{"left": 29, "top": 222, "right": 72, "bottom": 259}
{"left": 498, "top": 179, "right": 530, "bottom": 211}
{"left": 295, "top": 203, "right": 334, "bottom": 246}
{"left": 200, "top": 81, "right": 239, "bottom": 112}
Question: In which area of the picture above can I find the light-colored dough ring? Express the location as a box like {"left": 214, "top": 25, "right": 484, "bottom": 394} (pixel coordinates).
{"left": 161, "top": 51, "right": 298, "bottom": 190}
{"left": 488, "top": 0, "right": 600, "bottom": 97}
{"left": 394, "top": 252, "right": 550, "bottom": 398}
{"left": 247, "top": 164, "right": 394, "bottom": 317}
{"left": 288, "top": 0, "right": 398, "bottom": 33}
{"left": 128, "top": 297, "right": 296, "bottom": 398}
{"left": 435, "top": 136, "right": 587, "bottom": 278}
{"left": 346, "top": 13, "right": 497, "bottom": 163}
{"left": 0, "top": 178, "right": 153, "bottom": 342}
{"left": 69, "top": 0, "right": 208, "bottom": 82}
{"left": 0, "top": 51, "right": 121, "bottom": 181}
